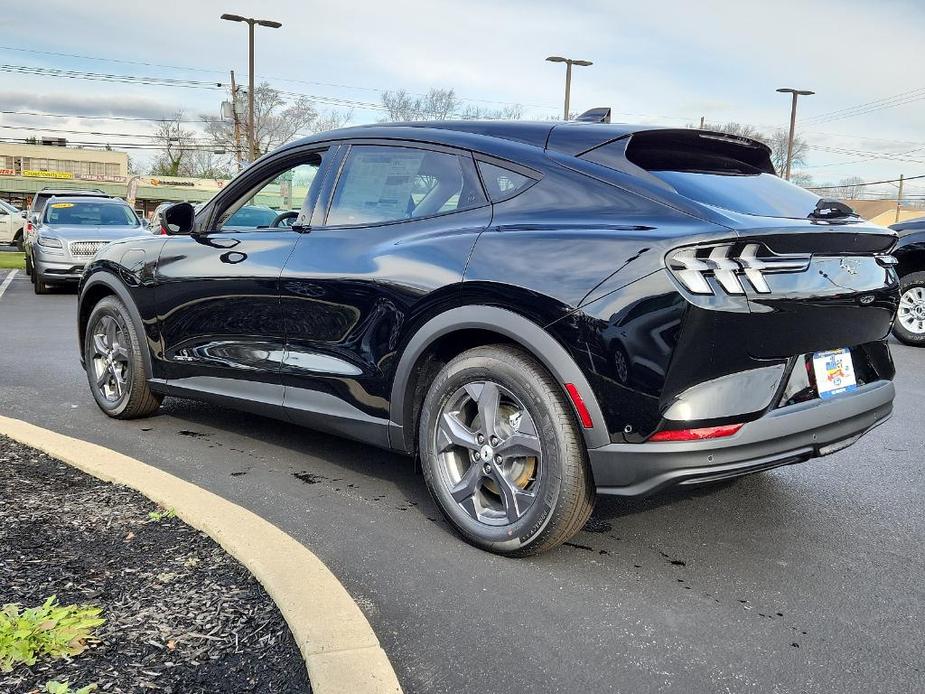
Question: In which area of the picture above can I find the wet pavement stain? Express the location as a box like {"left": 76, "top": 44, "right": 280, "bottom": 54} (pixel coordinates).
{"left": 293, "top": 471, "right": 325, "bottom": 484}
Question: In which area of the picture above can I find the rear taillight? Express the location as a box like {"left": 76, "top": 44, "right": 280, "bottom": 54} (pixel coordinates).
{"left": 25, "top": 221, "right": 33, "bottom": 233}
{"left": 648, "top": 423, "right": 743, "bottom": 442}
{"left": 668, "top": 243, "right": 810, "bottom": 296}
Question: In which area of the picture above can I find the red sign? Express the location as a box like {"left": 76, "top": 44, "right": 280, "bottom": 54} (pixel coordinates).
{"left": 0, "top": 168, "right": 16, "bottom": 176}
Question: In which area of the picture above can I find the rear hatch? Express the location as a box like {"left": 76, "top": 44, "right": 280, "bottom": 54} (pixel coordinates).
{"left": 622, "top": 129, "right": 899, "bottom": 360}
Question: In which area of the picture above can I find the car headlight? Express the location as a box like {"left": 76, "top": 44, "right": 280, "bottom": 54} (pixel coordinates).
{"left": 37, "top": 234, "right": 63, "bottom": 248}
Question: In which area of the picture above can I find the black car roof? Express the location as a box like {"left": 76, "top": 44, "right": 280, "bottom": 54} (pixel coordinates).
{"left": 282, "top": 120, "right": 675, "bottom": 157}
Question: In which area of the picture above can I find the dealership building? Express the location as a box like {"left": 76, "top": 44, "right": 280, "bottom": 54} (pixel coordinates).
{"left": 0, "top": 141, "right": 227, "bottom": 218}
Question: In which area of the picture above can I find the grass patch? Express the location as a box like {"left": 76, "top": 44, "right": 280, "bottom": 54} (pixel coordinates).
{"left": 0, "top": 252, "right": 25, "bottom": 270}
{"left": 0, "top": 597, "right": 105, "bottom": 673}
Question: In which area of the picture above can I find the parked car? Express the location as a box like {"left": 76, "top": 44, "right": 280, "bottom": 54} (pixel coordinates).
{"left": 889, "top": 216, "right": 925, "bottom": 345}
{"left": 29, "top": 196, "right": 144, "bottom": 294}
{"left": 23, "top": 187, "right": 111, "bottom": 275}
{"left": 76, "top": 120, "right": 899, "bottom": 555}
{"left": 0, "top": 199, "right": 24, "bottom": 248}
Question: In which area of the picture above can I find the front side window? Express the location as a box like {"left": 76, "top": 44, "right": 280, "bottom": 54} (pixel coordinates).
{"left": 217, "top": 153, "right": 324, "bottom": 231}
{"left": 44, "top": 202, "right": 138, "bottom": 226}
{"left": 325, "top": 145, "right": 485, "bottom": 227}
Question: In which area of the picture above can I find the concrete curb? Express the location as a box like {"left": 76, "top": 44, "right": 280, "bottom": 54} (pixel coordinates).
{"left": 0, "top": 415, "right": 403, "bottom": 694}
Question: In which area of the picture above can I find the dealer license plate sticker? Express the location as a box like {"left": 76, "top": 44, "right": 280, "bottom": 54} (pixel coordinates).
{"left": 812, "top": 348, "right": 857, "bottom": 399}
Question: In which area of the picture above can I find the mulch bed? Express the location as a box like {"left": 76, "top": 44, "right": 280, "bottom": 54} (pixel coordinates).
{"left": 0, "top": 435, "right": 311, "bottom": 693}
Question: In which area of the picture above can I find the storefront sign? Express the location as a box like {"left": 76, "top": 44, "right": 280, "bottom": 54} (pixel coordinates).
{"left": 149, "top": 177, "right": 196, "bottom": 187}
{"left": 0, "top": 168, "right": 15, "bottom": 176}
{"left": 78, "top": 173, "right": 126, "bottom": 183}
{"left": 22, "top": 170, "right": 73, "bottom": 179}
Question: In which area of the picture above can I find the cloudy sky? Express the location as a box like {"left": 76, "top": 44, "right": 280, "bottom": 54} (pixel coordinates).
{"left": 1, "top": 0, "right": 923, "bottom": 196}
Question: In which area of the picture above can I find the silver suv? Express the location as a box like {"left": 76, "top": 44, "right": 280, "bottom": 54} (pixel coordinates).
{"left": 28, "top": 195, "right": 145, "bottom": 294}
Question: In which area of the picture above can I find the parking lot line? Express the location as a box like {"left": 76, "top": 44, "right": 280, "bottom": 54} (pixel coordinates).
{"left": 0, "top": 269, "right": 18, "bottom": 300}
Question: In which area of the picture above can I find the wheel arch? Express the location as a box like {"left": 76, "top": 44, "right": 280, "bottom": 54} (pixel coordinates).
{"left": 389, "top": 305, "right": 610, "bottom": 453}
{"left": 78, "top": 273, "right": 154, "bottom": 379}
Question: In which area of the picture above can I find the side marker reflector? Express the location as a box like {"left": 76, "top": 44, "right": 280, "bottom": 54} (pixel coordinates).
{"left": 649, "top": 423, "right": 743, "bottom": 442}
{"left": 564, "top": 383, "right": 593, "bottom": 429}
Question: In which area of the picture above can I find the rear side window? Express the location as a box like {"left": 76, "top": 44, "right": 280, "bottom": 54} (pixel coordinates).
{"left": 583, "top": 131, "right": 821, "bottom": 219}
{"left": 477, "top": 161, "right": 534, "bottom": 202}
{"left": 326, "top": 145, "right": 485, "bottom": 227}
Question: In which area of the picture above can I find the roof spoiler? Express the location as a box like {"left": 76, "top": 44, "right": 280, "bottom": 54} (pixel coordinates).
{"left": 575, "top": 107, "right": 611, "bottom": 124}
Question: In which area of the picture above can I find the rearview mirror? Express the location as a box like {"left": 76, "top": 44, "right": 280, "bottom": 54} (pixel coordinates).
{"left": 162, "top": 202, "right": 195, "bottom": 235}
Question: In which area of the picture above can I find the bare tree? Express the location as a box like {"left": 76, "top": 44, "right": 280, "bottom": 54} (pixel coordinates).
{"left": 789, "top": 171, "right": 815, "bottom": 188}
{"left": 763, "top": 127, "right": 809, "bottom": 175}
{"left": 459, "top": 103, "right": 524, "bottom": 120}
{"left": 381, "top": 88, "right": 460, "bottom": 121}
{"left": 697, "top": 122, "right": 809, "bottom": 176}
{"left": 149, "top": 112, "right": 198, "bottom": 176}
{"left": 203, "top": 82, "right": 350, "bottom": 163}
{"left": 834, "top": 176, "right": 865, "bottom": 199}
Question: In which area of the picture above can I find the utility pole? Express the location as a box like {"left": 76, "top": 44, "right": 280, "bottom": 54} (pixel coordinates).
{"left": 221, "top": 13, "right": 282, "bottom": 163}
{"left": 229, "top": 70, "right": 242, "bottom": 170}
{"left": 896, "top": 174, "right": 905, "bottom": 224}
{"left": 776, "top": 87, "right": 814, "bottom": 180}
{"left": 546, "top": 56, "right": 593, "bottom": 120}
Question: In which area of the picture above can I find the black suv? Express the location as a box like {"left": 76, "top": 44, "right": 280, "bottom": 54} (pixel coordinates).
{"left": 890, "top": 216, "right": 925, "bottom": 345}
{"left": 76, "top": 121, "right": 898, "bottom": 555}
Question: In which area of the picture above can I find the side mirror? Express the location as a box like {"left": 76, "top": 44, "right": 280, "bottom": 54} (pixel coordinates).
{"left": 20, "top": 210, "right": 27, "bottom": 219}
{"left": 162, "top": 202, "right": 196, "bottom": 235}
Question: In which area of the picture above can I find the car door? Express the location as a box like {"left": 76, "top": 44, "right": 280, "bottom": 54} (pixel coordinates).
{"left": 154, "top": 148, "right": 327, "bottom": 413}
{"left": 0, "top": 203, "right": 13, "bottom": 243}
{"left": 278, "top": 141, "right": 492, "bottom": 447}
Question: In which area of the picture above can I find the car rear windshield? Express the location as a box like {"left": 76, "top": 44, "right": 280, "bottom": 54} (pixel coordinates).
{"left": 44, "top": 202, "right": 138, "bottom": 226}
{"left": 583, "top": 130, "right": 823, "bottom": 219}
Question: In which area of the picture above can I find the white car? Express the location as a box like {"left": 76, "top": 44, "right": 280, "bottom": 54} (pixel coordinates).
{"left": 0, "top": 199, "right": 24, "bottom": 248}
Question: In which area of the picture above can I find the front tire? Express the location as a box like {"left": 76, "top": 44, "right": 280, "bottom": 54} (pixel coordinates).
{"left": 418, "top": 344, "right": 595, "bottom": 556}
{"left": 33, "top": 271, "right": 50, "bottom": 294}
{"left": 893, "top": 272, "right": 925, "bottom": 346}
{"left": 84, "top": 295, "right": 162, "bottom": 418}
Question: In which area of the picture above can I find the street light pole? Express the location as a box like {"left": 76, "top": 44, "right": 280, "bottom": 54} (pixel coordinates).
{"left": 546, "top": 56, "right": 593, "bottom": 121}
{"left": 776, "top": 87, "right": 814, "bottom": 180}
{"left": 221, "top": 13, "right": 282, "bottom": 163}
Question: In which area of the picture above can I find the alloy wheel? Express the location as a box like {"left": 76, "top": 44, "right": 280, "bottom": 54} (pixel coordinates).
{"left": 90, "top": 314, "right": 132, "bottom": 403}
{"left": 898, "top": 286, "right": 925, "bottom": 335}
{"left": 433, "top": 380, "right": 542, "bottom": 526}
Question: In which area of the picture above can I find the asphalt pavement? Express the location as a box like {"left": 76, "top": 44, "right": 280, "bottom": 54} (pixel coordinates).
{"left": 0, "top": 269, "right": 922, "bottom": 694}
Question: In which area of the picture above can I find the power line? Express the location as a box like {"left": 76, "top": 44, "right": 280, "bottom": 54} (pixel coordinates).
{"left": 809, "top": 173, "right": 925, "bottom": 190}
{"left": 0, "top": 109, "right": 204, "bottom": 123}
{"left": 0, "top": 44, "right": 557, "bottom": 111}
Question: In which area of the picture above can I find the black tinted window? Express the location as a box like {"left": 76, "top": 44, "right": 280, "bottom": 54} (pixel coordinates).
{"left": 326, "top": 146, "right": 485, "bottom": 226}
{"left": 650, "top": 170, "right": 821, "bottom": 219}
{"left": 477, "top": 162, "right": 534, "bottom": 202}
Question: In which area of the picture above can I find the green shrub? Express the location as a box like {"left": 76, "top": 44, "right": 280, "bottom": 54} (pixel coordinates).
{"left": 0, "top": 596, "right": 105, "bottom": 672}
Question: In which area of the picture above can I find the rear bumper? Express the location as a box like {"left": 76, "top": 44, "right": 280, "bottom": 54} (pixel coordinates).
{"left": 589, "top": 379, "right": 894, "bottom": 496}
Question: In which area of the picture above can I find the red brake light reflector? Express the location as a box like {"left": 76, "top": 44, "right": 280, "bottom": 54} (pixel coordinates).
{"left": 648, "top": 423, "right": 743, "bottom": 442}
{"left": 564, "top": 383, "right": 593, "bottom": 429}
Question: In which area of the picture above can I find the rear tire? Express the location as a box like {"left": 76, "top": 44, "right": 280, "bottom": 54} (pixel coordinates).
{"left": 418, "top": 344, "right": 595, "bottom": 556}
{"left": 84, "top": 295, "right": 162, "bottom": 418}
{"left": 24, "top": 251, "right": 32, "bottom": 277}
{"left": 893, "top": 272, "right": 925, "bottom": 346}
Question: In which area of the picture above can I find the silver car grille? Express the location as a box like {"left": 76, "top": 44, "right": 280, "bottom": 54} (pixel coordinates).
{"left": 68, "top": 240, "right": 109, "bottom": 257}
